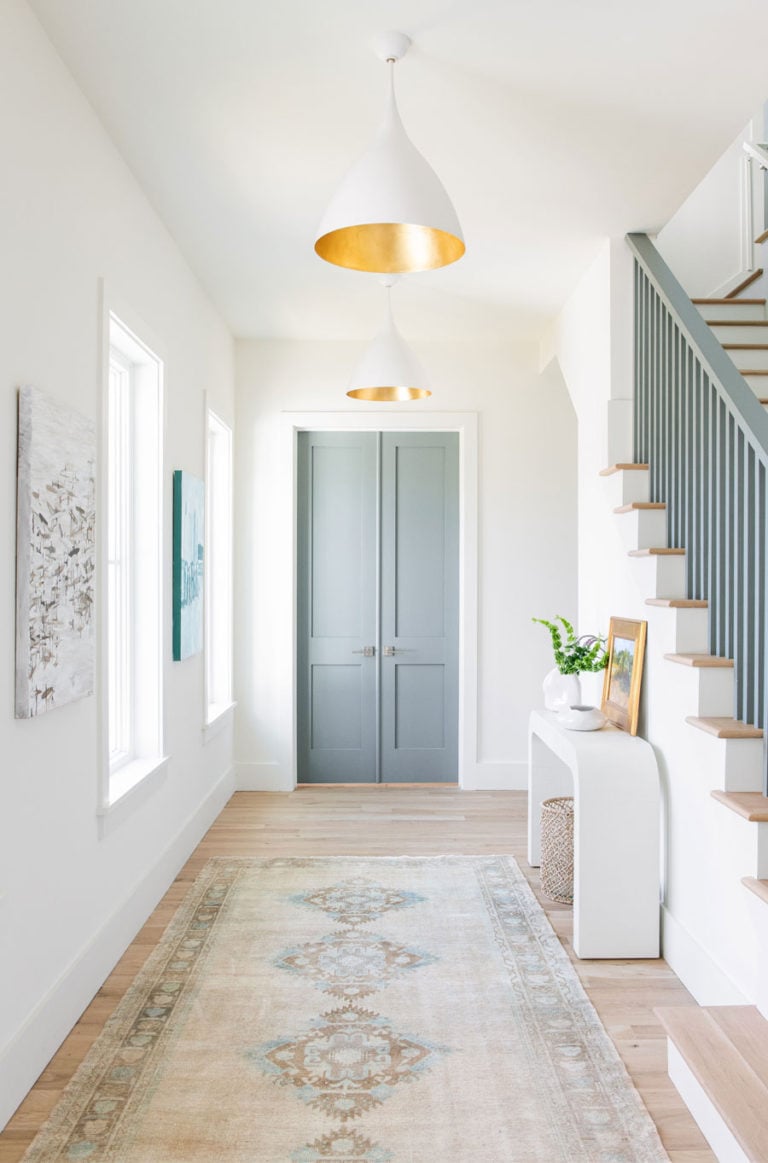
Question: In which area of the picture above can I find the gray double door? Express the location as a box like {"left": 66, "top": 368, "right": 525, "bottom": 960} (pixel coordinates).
{"left": 297, "top": 431, "right": 459, "bottom": 783}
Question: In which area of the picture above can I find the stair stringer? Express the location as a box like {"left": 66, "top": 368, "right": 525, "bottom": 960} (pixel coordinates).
{"left": 603, "top": 466, "right": 767, "bottom": 1009}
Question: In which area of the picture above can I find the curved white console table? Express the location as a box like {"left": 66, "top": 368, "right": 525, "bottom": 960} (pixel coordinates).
{"left": 528, "top": 710, "right": 661, "bottom": 959}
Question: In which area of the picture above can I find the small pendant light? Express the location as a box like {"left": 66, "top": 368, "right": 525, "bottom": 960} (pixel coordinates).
{"left": 347, "top": 281, "right": 431, "bottom": 401}
{"left": 315, "top": 31, "right": 465, "bottom": 275}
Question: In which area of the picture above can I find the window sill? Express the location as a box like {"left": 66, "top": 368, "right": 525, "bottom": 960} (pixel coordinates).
{"left": 98, "top": 755, "right": 170, "bottom": 835}
{"left": 203, "top": 701, "right": 236, "bottom": 744}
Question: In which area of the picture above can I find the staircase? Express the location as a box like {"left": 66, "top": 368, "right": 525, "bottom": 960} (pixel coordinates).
{"left": 604, "top": 238, "right": 768, "bottom": 1161}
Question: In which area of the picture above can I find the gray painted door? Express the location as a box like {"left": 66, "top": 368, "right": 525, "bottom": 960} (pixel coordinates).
{"left": 297, "top": 430, "right": 458, "bottom": 783}
{"left": 297, "top": 432, "right": 378, "bottom": 782}
{"left": 380, "top": 433, "right": 459, "bottom": 782}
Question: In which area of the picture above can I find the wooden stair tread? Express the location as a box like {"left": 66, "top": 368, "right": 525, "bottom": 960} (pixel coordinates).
{"left": 629, "top": 547, "right": 684, "bottom": 557}
{"left": 726, "top": 269, "right": 764, "bottom": 297}
{"left": 613, "top": 502, "right": 665, "bottom": 513}
{"left": 712, "top": 790, "right": 768, "bottom": 819}
{"left": 646, "top": 597, "right": 708, "bottom": 608}
{"left": 656, "top": 1005, "right": 768, "bottom": 1159}
{"left": 599, "top": 463, "right": 649, "bottom": 476}
{"left": 756, "top": 229, "right": 768, "bottom": 246}
{"left": 689, "top": 718, "right": 763, "bottom": 740}
{"left": 692, "top": 297, "right": 766, "bottom": 305}
{"left": 741, "top": 368, "right": 768, "bottom": 374}
{"left": 743, "top": 877, "right": 768, "bottom": 906}
{"left": 723, "top": 343, "right": 768, "bottom": 350}
{"left": 707, "top": 319, "right": 768, "bottom": 326}
{"left": 664, "top": 653, "right": 734, "bottom": 668}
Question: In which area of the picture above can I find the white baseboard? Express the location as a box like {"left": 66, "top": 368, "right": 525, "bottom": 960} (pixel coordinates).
{"left": 236, "top": 761, "right": 293, "bottom": 791}
{"left": 235, "top": 760, "right": 527, "bottom": 792}
{"left": 0, "top": 766, "right": 235, "bottom": 1131}
{"left": 661, "top": 905, "right": 749, "bottom": 1006}
{"left": 460, "top": 761, "right": 528, "bottom": 791}
{"left": 667, "top": 1041, "right": 749, "bottom": 1163}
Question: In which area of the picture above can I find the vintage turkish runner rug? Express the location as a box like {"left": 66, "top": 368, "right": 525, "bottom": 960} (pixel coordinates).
{"left": 23, "top": 857, "right": 668, "bottom": 1162}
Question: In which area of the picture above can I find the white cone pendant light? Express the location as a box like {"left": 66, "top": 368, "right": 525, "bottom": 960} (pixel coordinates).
{"left": 315, "top": 31, "right": 465, "bottom": 275}
{"left": 347, "top": 284, "right": 431, "bottom": 401}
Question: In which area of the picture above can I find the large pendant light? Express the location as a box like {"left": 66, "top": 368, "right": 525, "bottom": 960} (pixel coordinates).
{"left": 315, "top": 31, "right": 465, "bottom": 275}
{"left": 347, "top": 282, "right": 431, "bottom": 401}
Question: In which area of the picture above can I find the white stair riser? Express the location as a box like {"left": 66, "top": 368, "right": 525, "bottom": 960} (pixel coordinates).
{"left": 666, "top": 1042, "right": 752, "bottom": 1163}
{"left": 646, "top": 605, "right": 710, "bottom": 654}
{"left": 630, "top": 552, "right": 687, "bottom": 599}
{"left": 662, "top": 664, "right": 734, "bottom": 718}
{"left": 680, "top": 725, "right": 764, "bottom": 793}
{"left": 710, "top": 324, "right": 768, "bottom": 344}
{"left": 602, "top": 468, "right": 650, "bottom": 507}
{"left": 745, "top": 894, "right": 768, "bottom": 1023}
{"left": 726, "top": 346, "right": 768, "bottom": 370}
{"left": 695, "top": 302, "right": 766, "bottom": 322}
{"left": 743, "top": 373, "right": 768, "bottom": 397}
{"left": 711, "top": 798, "right": 768, "bottom": 880}
{"left": 615, "top": 507, "right": 668, "bottom": 551}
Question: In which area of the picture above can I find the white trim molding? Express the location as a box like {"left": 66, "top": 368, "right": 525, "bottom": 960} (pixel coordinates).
{"left": 252, "top": 410, "right": 479, "bottom": 791}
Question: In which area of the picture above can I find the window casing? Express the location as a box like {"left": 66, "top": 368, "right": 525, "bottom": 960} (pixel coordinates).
{"left": 205, "top": 407, "right": 233, "bottom": 726}
{"left": 104, "top": 313, "right": 164, "bottom": 807}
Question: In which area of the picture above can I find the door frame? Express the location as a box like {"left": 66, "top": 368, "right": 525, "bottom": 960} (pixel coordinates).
{"left": 278, "top": 411, "right": 478, "bottom": 790}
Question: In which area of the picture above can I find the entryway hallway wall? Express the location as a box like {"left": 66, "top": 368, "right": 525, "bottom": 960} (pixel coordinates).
{"left": 234, "top": 338, "right": 577, "bottom": 792}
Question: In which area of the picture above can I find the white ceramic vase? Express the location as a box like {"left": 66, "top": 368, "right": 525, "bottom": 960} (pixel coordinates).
{"left": 542, "top": 668, "right": 582, "bottom": 713}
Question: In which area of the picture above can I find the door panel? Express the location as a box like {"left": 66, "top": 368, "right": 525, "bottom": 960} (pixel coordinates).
{"left": 395, "top": 664, "right": 446, "bottom": 750}
{"left": 394, "top": 444, "right": 447, "bottom": 640}
{"left": 297, "top": 432, "right": 377, "bottom": 782}
{"left": 380, "top": 433, "right": 459, "bottom": 782}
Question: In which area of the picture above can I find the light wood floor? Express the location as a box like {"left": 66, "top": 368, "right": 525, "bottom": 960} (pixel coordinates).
{"left": 0, "top": 787, "right": 714, "bottom": 1161}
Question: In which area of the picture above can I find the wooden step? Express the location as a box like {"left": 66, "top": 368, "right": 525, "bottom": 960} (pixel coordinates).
{"left": 599, "top": 463, "right": 649, "bottom": 476}
{"left": 743, "top": 877, "right": 768, "bottom": 906}
{"left": 707, "top": 319, "right": 768, "bottom": 326}
{"left": 741, "top": 368, "right": 768, "bottom": 374}
{"left": 692, "top": 297, "right": 766, "bottom": 306}
{"left": 646, "top": 597, "right": 708, "bottom": 608}
{"left": 711, "top": 790, "right": 768, "bottom": 818}
{"left": 726, "top": 269, "right": 764, "bottom": 298}
{"left": 756, "top": 229, "right": 768, "bottom": 246}
{"left": 656, "top": 1004, "right": 768, "bottom": 1162}
{"left": 613, "top": 502, "right": 665, "bottom": 514}
{"left": 689, "top": 718, "right": 764, "bottom": 740}
{"left": 629, "top": 547, "right": 684, "bottom": 557}
{"left": 664, "top": 653, "right": 734, "bottom": 668}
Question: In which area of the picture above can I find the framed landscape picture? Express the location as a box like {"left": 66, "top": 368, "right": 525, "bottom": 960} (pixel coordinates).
{"left": 15, "top": 386, "right": 96, "bottom": 718}
{"left": 172, "top": 470, "right": 204, "bottom": 661}
{"left": 601, "top": 617, "right": 647, "bottom": 735}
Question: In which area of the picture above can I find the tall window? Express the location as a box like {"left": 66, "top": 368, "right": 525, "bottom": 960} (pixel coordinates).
{"left": 205, "top": 407, "right": 233, "bottom": 725}
{"left": 106, "top": 314, "right": 164, "bottom": 804}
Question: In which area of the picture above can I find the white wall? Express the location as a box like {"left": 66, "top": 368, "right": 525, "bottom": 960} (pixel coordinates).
{"left": 656, "top": 112, "right": 764, "bottom": 298}
{"left": 234, "top": 339, "right": 577, "bottom": 791}
{"left": 0, "top": 0, "right": 235, "bottom": 1127}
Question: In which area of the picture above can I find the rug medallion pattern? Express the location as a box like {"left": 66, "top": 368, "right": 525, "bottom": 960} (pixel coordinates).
{"left": 20, "top": 858, "right": 670, "bottom": 1162}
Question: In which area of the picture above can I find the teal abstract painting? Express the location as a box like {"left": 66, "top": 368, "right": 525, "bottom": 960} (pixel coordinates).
{"left": 173, "top": 471, "right": 204, "bottom": 661}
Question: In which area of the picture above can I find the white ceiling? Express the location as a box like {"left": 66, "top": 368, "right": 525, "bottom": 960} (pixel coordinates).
{"left": 28, "top": 0, "right": 768, "bottom": 341}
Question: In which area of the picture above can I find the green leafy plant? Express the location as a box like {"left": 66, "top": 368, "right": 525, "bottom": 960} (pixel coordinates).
{"left": 532, "top": 615, "right": 608, "bottom": 676}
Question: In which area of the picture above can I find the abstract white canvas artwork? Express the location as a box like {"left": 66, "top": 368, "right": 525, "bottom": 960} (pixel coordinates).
{"left": 16, "top": 386, "right": 96, "bottom": 718}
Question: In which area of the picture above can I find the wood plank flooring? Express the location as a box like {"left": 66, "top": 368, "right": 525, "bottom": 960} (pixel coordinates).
{"left": 0, "top": 787, "right": 714, "bottom": 1161}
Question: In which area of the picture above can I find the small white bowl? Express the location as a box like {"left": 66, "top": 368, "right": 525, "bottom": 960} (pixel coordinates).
{"left": 557, "top": 704, "right": 606, "bottom": 732}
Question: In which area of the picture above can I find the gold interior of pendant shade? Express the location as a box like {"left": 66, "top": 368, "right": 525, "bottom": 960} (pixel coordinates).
{"left": 316, "top": 222, "right": 465, "bottom": 273}
{"left": 347, "top": 385, "right": 432, "bottom": 402}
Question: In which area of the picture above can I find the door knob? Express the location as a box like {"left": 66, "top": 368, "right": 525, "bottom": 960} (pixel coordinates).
{"left": 352, "top": 645, "right": 376, "bottom": 657}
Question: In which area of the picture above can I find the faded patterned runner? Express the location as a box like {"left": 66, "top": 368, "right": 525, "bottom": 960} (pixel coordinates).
{"left": 23, "top": 857, "right": 668, "bottom": 1162}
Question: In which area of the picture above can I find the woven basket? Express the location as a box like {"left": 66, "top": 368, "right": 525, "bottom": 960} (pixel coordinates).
{"left": 540, "top": 796, "right": 574, "bottom": 904}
